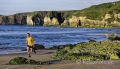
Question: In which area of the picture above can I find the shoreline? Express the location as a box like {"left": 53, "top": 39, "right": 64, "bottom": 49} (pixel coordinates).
{"left": 0, "top": 49, "right": 56, "bottom": 56}
{"left": 0, "top": 50, "right": 27, "bottom": 55}
{"left": 0, "top": 49, "right": 53, "bottom": 55}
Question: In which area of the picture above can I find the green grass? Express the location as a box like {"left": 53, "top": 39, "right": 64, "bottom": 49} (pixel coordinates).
{"left": 72, "top": 1, "right": 120, "bottom": 21}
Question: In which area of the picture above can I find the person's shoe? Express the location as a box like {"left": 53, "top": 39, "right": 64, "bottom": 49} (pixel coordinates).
{"left": 28, "top": 54, "right": 31, "bottom": 57}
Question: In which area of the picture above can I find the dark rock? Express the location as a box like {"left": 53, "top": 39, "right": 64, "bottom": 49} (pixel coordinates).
{"left": 114, "top": 36, "right": 120, "bottom": 40}
{"left": 49, "top": 44, "right": 73, "bottom": 50}
{"left": 9, "top": 57, "right": 27, "bottom": 65}
{"left": 21, "top": 44, "right": 45, "bottom": 51}
{"left": 8, "top": 57, "right": 51, "bottom": 65}
{"left": 0, "top": 14, "right": 27, "bottom": 25}
{"left": 108, "top": 36, "right": 120, "bottom": 41}
{"left": 89, "top": 40, "right": 96, "bottom": 42}
{"left": 2, "top": 16, "right": 9, "bottom": 24}
{"left": 108, "top": 37, "right": 114, "bottom": 41}
{"left": 33, "top": 44, "right": 45, "bottom": 50}
{"left": 49, "top": 46, "right": 58, "bottom": 50}
{"left": 13, "top": 15, "right": 27, "bottom": 25}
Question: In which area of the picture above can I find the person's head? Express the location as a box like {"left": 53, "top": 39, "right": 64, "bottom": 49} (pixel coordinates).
{"left": 27, "top": 33, "right": 30, "bottom": 37}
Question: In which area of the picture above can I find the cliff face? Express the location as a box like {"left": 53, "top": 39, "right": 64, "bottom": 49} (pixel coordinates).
{"left": 27, "top": 11, "right": 64, "bottom": 26}
{"left": 0, "top": 14, "right": 27, "bottom": 25}
{"left": 74, "top": 13, "right": 120, "bottom": 28}
{"left": 27, "top": 16, "right": 33, "bottom": 25}
{"left": 11, "top": 15, "right": 27, "bottom": 25}
{"left": 0, "top": 1, "right": 120, "bottom": 28}
{"left": 8, "top": 15, "right": 15, "bottom": 24}
{"left": 43, "top": 17, "right": 59, "bottom": 26}
{"left": 0, "top": 16, "right": 2, "bottom": 24}
{"left": 44, "top": 17, "right": 51, "bottom": 25}
{"left": 0, "top": 11, "right": 64, "bottom": 26}
{"left": 0, "top": 12, "right": 120, "bottom": 28}
{"left": 0, "top": 16, "right": 8, "bottom": 24}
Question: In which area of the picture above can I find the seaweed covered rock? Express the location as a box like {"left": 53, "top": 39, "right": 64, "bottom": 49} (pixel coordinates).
{"left": 110, "top": 54, "right": 119, "bottom": 60}
{"left": 9, "top": 57, "right": 27, "bottom": 65}
{"left": 21, "top": 44, "right": 45, "bottom": 51}
{"left": 108, "top": 36, "right": 120, "bottom": 41}
{"left": 52, "top": 41, "right": 120, "bottom": 61}
{"left": 33, "top": 44, "right": 45, "bottom": 50}
{"left": 8, "top": 57, "right": 51, "bottom": 65}
{"left": 49, "top": 46, "right": 58, "bottom": 50}
{"left": 108, "top": 37, "right": 114, "bottom": 41}
{"left": 89, "top": 40, "right": 96, "bottom": 42}
{"left": 49, "top": 44, "right": 73, "bottom": 50}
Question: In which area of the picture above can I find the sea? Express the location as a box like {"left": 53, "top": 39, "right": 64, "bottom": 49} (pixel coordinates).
{"left": 0, "top": 25, "right": 120, "bottom": 54}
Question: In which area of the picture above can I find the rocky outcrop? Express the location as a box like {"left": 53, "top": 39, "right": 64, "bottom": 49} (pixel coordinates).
{"left": 21, "top": 16, "right": 27, "bottom": 25}
{"left": 32, "top": 16, "right": 44, "bottom": 26}
{"left": 44, "top": 17, "right": 51, "bottom": 26}
{"left": 105, "top": 14, "right": 111, "bottom": 19}
{"left": 0, "top": 16, "right": 2, "bottom": 24}
{"left": 81, "top": 19, "right": 108, "bottom": 27}
{"left": 8, "top": 15, "right": 15, "bottom": 24}
{"left": 0, "top": 14, "right": 27, "bottom": 25}
{"left": 51, "top": 18, "right": 59, "bottom": 25}
{"left": 0, "top": 15, "right": 13, "bottom": 25}
{"left": 69, "top": 16, "right": 78, "bottom": 27}
{"left": 62, "top": 16, "right": 81, "bottom": 27}
{"left": 114, "top": 13, "right": 120, "bottom": 19}
{"left": 27, "top": 16, "right": 33, "bottom": 25}
{"left": 44, "top": 17, "right": 60, "bottom": 26}
{"left": 13, "top": 15, "right": 27, "bottom": 25}
{"left": 0, "top": 16, "right": 8, "bottom": 24}
{"left": 61, "top": 12, "right": 120, "bottom": 28}
{"left": 33, "top": 44, "right": 45, "bottom": 50}
{"left": 61, "top": 20, "right": 69, "bottom": 27}
{"left": 8, "top": 57, "right": 51, "bottom": 65}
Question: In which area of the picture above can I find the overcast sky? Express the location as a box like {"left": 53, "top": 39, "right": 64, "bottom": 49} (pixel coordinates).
{"left": 0, "top": 0, "right": 117, "bottom": 15}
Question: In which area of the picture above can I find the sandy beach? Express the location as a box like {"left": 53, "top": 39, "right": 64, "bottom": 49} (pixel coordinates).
{"left": 0, "top": 50, "right": 120, "bottom": 69}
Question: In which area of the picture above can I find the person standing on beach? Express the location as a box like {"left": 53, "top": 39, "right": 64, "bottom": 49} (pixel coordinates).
{"left": 26, "top": 33, "right": 35, "bottom": 57}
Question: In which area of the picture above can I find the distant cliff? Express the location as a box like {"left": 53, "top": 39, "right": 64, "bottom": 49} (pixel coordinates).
{"left": 0, "top": 1, "right": 120, "bottom": 28}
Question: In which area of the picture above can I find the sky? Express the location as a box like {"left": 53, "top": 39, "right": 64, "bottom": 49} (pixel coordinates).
{"left": 0, "top": 0, "right": 118, "bottom": 15}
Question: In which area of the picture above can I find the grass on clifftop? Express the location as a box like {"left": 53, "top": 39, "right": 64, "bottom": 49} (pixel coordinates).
{"left": 73, "top": 1, "right": 120, "bottom": 20}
